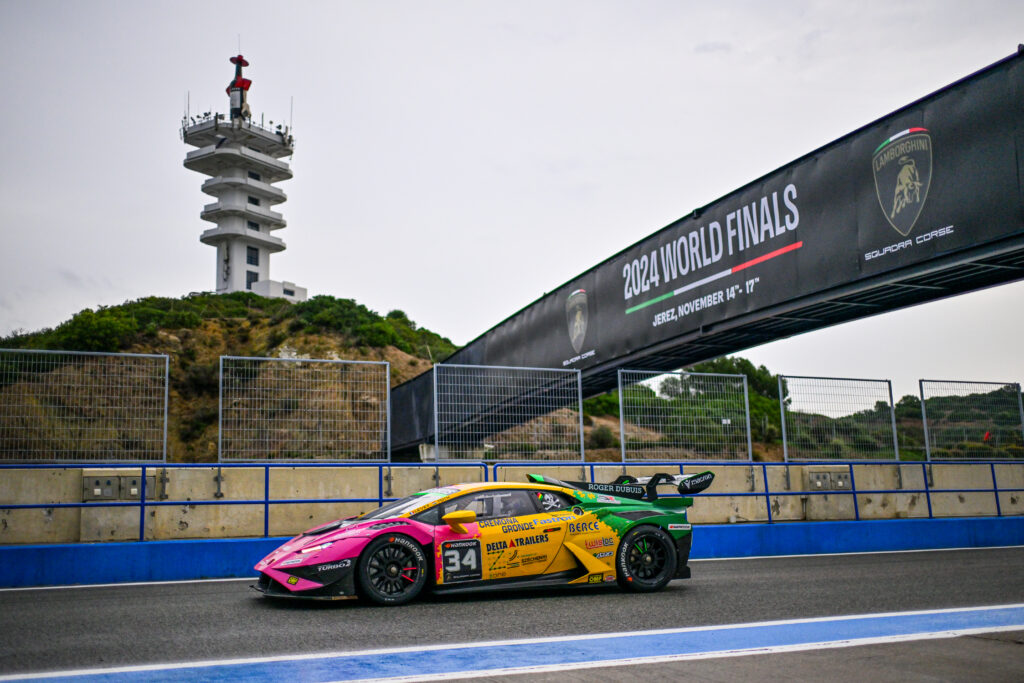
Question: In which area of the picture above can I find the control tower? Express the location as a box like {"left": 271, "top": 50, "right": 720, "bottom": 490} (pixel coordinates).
{"left": 182, "top": 55, "right": 306, "bottom": 301}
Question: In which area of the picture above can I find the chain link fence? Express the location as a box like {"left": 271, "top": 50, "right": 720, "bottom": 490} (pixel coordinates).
{"left": 618, "top": 369, "right": 752, "bottom": 461}
{"left": 433, "top": 364, "right": 583, "bottom": 461}
{"left": 779, "top": 375, "right": 899, "bottom": 461}
{"left": 219, "top": 357, "right": 390, "bottom": 461}
{"left": 0, "top": 349, "right": 168, "bottom": 462}
{"left": 919, "top": 380, "right": 1024, "bottom": 460}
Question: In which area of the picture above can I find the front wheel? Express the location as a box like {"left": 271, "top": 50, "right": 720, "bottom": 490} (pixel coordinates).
{"left": 616, "top": 526, "right": 677, "bottom": 592}
{"left": 357, "top": 534, "right": 428, "bottom": 605}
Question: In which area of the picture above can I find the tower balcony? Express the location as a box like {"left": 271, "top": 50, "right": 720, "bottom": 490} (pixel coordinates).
{"left": 199, "top": 225, "right": 286, "bottom": 253}
{"left": 184, "top": 144, "right": 293, "bottom": 182}
{"left": 201, "top": 200, "right": 286, "bottom": 228}
{"left": 182, "top": 116, "right": 294, "bottom": 158}
{"left": 201, "top": 176, "right": 287, "bottom": 204}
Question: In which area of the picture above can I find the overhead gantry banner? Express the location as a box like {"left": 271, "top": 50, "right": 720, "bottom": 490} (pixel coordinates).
{"left": 393, "top": 50, "right": 1024, "bottom": 451}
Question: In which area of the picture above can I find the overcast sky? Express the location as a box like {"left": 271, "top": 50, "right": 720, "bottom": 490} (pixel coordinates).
{"left": 1, "top": 1, "right": 1022, "bottom": 399}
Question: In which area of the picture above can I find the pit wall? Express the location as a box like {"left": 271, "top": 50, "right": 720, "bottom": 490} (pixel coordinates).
{"left": 0, "top": 463, "right": 1021, "bottom": 545}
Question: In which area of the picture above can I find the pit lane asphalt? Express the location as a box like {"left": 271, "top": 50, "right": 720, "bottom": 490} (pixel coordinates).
{"left": 1, "top": 547, "right": 1022, "bottom": 677}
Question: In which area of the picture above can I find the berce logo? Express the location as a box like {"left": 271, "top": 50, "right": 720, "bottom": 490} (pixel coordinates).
{"left": 872, "top": 128, "right": 933, "bottom": 237}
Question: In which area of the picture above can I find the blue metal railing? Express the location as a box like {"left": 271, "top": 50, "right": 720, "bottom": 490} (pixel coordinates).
{"left": 1, "top": 460, "right": 1021, "bottom": 544}
{"left": 0, "top": 462, "right": 487, "bottom": 542}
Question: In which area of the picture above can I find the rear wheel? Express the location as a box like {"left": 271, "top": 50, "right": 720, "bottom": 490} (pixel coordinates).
{"left": 616, "top": 526, "right": 677, "bottom": 592}
{"left": 357, "top": 534, "right": 427, "bottom": 605}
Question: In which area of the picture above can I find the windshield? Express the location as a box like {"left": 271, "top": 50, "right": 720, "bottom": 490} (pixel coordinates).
{"left": 357, "top": 487, "right": 457, "bottom": 521}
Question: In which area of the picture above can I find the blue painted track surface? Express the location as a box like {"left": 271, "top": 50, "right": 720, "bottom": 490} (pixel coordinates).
{"left": 7, "top": 605, "right": 1022, "bottom": 682}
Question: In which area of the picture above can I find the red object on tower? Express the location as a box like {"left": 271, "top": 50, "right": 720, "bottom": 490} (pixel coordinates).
{"left": 226, "top": 54, "right": 252, "bottom": 120}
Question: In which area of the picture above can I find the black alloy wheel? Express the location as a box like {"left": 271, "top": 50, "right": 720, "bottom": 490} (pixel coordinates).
{"left": 616, "top": 525, "right": 677, "bottom": 592}
{"left": 357, "top": 534, "right": 428, "bottom": 605}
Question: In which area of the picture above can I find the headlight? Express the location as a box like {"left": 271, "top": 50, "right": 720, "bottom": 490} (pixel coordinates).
{"left": 299, "top": 541, "right": 333, "bottom": 554}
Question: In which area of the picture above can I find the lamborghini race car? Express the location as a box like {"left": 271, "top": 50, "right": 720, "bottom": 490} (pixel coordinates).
{"left": 253, "top": 471, "right": 714, "bottom": 605}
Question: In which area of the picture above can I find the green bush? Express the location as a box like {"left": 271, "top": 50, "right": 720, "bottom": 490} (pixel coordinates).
{"left": 586, "top": 425, "right": 618, "bottom": 450}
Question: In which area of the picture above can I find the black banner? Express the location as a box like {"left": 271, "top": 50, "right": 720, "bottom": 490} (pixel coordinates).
{"left": 392, "top": 53, "right": 1024, "bottom": 451}
{"left": 452, "top": 54, "right": 1024, "bottom": 374}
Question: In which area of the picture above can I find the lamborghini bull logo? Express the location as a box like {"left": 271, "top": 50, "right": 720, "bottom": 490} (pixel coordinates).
{"left": 872, "top": 128, "right": 932, "bottom": 237}
{"left": 565, "top": 288, "right": 588, "bottom": 354}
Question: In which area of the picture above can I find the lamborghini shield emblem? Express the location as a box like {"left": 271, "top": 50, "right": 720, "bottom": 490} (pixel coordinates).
{"left": 872, "top": 128, "right": 932, "bottom": 236}
{"left": 565, "top": 289, "right": 588, "bottom": 354}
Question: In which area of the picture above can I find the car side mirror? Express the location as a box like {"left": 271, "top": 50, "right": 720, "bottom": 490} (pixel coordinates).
{"left": 442, "top": 509, "right": 477, "bottom": 534}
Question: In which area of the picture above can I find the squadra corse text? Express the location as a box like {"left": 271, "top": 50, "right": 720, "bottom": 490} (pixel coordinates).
{"left": 622, "top": 184, "right": 799, "bottom": 301}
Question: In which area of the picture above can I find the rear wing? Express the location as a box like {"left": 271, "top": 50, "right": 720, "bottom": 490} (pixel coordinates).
{"left": 526, "top": 471, "right": 714, "bottom": 501}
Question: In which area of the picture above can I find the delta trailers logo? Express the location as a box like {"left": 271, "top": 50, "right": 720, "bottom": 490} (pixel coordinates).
{"left": 872, "top": 128, "right": 933, "bottom": 236}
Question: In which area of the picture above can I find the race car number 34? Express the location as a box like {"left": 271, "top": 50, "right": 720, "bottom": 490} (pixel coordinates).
{"left": 441, "top": 539, "right": 482, "bottom": 582}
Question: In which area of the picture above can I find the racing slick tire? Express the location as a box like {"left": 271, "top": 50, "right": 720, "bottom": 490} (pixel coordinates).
{"left": 356, "top": 534, "right": 428, "bottom": 606}
{"left": 616, "top": 525, "right": 678, "bottom": 592}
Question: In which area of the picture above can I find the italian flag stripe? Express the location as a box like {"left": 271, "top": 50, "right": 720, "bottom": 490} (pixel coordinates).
{"left": 874, "top": 128, "right": 929, "bottom": 155}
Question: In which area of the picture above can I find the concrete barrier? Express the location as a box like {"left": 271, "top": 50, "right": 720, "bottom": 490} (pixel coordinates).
{"left": 1, "top": 463, "right": 1022, "bottom": 545}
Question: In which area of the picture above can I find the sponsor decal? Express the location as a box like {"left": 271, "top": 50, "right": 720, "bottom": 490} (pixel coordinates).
{"left": 501, "top": 520, "right": 537, "bottom": 534}
{"left": 486, "top": 540, "right": 508, "bottom": 554}
{"left": 863, "top": 225, "right": 955, "bottom": 262}
{"left": 286, "top": 576, "right": 299, "bottom": 585}
{"left": 577, "top": 481, "right": 646, "bottom": 497}
{"left": 594, "top": 550, "right": 613, "bottom": 558}
{"left": 585, "top": 537, "right": 615, "bottom": 549}
{"left": 604, "top": 575, "right": 616, "bottom": 582}
{"left": 511, "top": 533, "right": 549, "bottom": 548}
{"left": 316, "top": 559, "right": 351, "bottom": 572}
{"left": 667, "top": 523, "right": 692, "bottom": 531}
{"left": 521, "top": 554, "right": 547, "bottom": 566}
{"left": 279, "top": 558, "right": 302, "bottom": 567}
{"left": 441, "top": 539, "right": 482, "bottom": 583}
{"left": 565, "top": 288, "right": 589, "bottom": 355}
{"left": 568, "top": 521, "right": 601, "bottom": 534}
{"left": 873, "top": 128, "right": 933, "bottom": 237}
{"left": 596, "top": 495, "right": 618, "bottom": 504}
{"left": 588, "top": 574, "right": 603, "bottom": 584}
{"left": 679, "top": 472, "right": 714, "bottom": 493}
{"left": 545, "top": 514, "right": 577, "bottom": 524}
{"left": 478, "top": 516, "right": 518, "bottom": 529}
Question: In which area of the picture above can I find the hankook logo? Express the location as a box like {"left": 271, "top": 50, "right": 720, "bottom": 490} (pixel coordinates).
{"left": 872, "top": 128, "right": 933, "bottom": 237}
{"left": 565, "top": 288, "right": 589, "bottom": 354}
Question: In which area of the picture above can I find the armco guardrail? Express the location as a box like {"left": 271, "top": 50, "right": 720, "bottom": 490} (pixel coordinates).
{"left": 2, "top": 461, "right": 1022, "bottom": 546}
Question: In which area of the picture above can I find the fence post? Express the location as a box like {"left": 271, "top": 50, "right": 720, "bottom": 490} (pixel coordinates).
{"left": 617, "top": 369, "right": 627, "bottom": 466}
{"left": 778, "top": 376, "right": 789, "bottom": 462}
{"left": 1017, "top": 383, "right": 1024, "bottom": 449}
{"left": 887, "top": 380, "right": 899, "bottom": 461}
{"left": 576, "top": 369, "right": 585, "bottom": 462}
{"left": 386, "top": 363, "right": 392, "bottom": 463}
{"left": 743, "top": 375, "right": 753, "bottom": 461}
{"left": 432, "top": 366, "right": 440, "bottom": 462}
{"left": 162, "top": 355, "right": 170, "bottom": 462}
{"left": 918, "top": 380, "right": 933, "bottom": 461}
{"left": 218, "top": 356, "right": 224, "bottom": 463}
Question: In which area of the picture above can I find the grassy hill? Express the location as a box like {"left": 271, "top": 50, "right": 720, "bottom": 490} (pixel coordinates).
{"left": 1, "top": 293, "right": 456, "bottom": 461}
